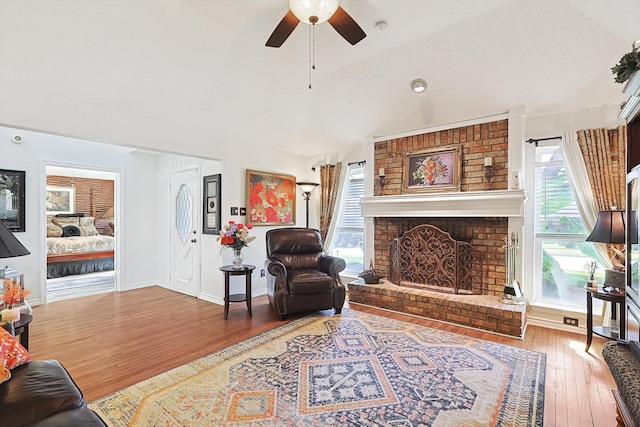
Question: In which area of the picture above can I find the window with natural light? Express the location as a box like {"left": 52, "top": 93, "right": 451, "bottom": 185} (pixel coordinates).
{"left": 533, "top": 144, "right": 605, "bottom": 308}
{"left": 328, "top": 167, "right": 364, "bottom": 276}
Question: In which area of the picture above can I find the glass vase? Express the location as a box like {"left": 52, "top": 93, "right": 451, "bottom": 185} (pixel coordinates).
{"left": 1, "top": 305, "right": 20, "bottom": 322}
{"left": 232, "top": 247, "right": 244, "bottom": 268}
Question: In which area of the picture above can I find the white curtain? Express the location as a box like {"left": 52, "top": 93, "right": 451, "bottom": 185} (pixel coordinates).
{"left": 323, "top": 164, "right": 349, "bottom": 255}
{"left": 560, "top": 132, "right": 611, "bottom": 268}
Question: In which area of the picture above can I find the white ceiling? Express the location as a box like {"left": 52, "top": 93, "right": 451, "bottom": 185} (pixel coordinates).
{"left": 0, "top": 0, "right": 638, "bottom": 156}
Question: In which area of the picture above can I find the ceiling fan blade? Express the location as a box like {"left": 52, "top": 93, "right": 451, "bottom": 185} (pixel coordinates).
{"left": 266, "top": 10, "right": 300, "bottom": 48}
{"left": 327, "top": 6, "right": 366, "bottom": 45}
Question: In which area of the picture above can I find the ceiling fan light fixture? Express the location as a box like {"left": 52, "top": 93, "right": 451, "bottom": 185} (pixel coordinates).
{"left": 411, "top": 78, "right": 428, "bottom": 94}
{"left": 289, "top": 0, "right": 340, "bottom": 25}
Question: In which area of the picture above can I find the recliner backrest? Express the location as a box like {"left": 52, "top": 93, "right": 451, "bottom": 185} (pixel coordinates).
{"left": 266, "top": 228, "right": 323, "bottom": 270}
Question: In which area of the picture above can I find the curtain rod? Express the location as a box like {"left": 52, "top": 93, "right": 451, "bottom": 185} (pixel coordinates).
{"left": 348, "top": 160, "right": 366, "bottom": 166}
{"left": 526, "top": 136, "right": 561, "bottom": 147}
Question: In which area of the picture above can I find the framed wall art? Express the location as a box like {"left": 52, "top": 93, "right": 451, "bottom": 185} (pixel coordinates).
{"left": 246, "top": 169, "right": 295, "bottom": 226}
{"left": 403, "top": 145, "right": 462, "bottom": 193}
{"left": 0, "top": 169, "right": 26, "bottom": 232}
{"left": 203, "top": 174, "right": 221, "bottom": 235}
{"left": 46, "top": 185, "right": 76, "bottom": 215}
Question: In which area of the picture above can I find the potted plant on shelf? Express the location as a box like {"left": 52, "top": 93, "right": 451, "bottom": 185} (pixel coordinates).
{"left": 584, "top": 260, "right": 599, "bottom": 288}
{"left": 611, "top": 42, "right": 640, "bottom": 84}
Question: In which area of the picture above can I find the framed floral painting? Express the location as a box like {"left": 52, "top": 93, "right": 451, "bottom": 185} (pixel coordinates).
{"left": 246, "top": 169, "right": 296, "bottom": 226}
{"left": 403, "top": 145, "right": 462, "bottom": 193}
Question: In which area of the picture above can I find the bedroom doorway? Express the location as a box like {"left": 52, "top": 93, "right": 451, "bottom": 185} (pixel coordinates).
{"left": 45, "top": 165, "right": 118, "bottom": 302}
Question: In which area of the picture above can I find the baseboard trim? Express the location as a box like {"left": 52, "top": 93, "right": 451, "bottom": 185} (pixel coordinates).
{"left": 527, "top": 316, "right": 586, "bottom": 334}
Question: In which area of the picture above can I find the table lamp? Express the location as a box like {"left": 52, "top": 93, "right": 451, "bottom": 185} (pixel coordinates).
{"left": 0, "top": 220, "right": 30, "bottom": 278}
{"left": 586, "top": 209, "right": 637, "bottom": 289}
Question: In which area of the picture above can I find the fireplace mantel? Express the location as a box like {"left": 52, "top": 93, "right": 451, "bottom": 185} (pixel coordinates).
{"left": 360, "top": 189, "right": 527, "bottom": 218}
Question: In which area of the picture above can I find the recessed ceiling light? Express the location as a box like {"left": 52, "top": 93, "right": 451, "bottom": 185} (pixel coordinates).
{"left": 410, "top": 78, "right": 427, "bottom": 94}
{"left": 374, "top": 20, "right": 387, "bottom": 31}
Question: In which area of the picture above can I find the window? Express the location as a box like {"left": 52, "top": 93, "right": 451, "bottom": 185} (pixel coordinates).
{"left": 328, "top": 166, "right": 364, "bottom": 276}
{"left": 533, "top": 144, "right": 605, "bottom": 307}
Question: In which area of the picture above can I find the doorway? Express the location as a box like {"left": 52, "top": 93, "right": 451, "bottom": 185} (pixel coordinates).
{"left": 45, "top": 165, "right": 118, "bottom": 302}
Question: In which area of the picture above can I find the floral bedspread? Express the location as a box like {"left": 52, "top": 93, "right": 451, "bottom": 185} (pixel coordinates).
{"left": 46, "top": 235, "right": 115, "bottom": 255}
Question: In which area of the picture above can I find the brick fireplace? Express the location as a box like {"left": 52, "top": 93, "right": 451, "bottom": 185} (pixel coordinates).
{"left": 351, "top": 115, "right": 529, "bottom": 337}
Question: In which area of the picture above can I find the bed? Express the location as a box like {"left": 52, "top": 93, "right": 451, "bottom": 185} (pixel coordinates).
{"left": 46, "top": 215, "right": 115, "bottom": 279}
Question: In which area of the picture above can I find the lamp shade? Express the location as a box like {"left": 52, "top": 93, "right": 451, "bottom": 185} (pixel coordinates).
{"left": 296, "top": 182, "right": 319, "bottom": 193}
{"left": 0, "top": 220, "right": 30, "bottom": 259}
{"left": 586, "top": 210, "right": 638, "bottom": 244}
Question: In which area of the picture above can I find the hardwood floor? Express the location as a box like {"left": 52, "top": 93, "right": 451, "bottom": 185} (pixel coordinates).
{"left": 28, "top": 286, "right": 618, "bottom": 426}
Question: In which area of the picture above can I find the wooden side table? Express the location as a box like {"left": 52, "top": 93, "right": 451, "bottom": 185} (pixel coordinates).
{"left": 220, "top": 265, "right": 256, "bottom": 319}
{"left": 585, "top": 286, "right": 625, "bottom": 351}
{"left": 13, "top": 314, "right": 33, "bottom": 351}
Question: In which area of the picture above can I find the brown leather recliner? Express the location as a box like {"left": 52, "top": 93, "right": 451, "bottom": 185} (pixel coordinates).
{"left": 265, "top": 228, "right": 346, "bottom": 320}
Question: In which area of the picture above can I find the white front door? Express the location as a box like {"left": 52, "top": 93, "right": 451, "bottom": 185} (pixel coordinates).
{"left": 169, "top": 168, "right": 200, "bottom": 297}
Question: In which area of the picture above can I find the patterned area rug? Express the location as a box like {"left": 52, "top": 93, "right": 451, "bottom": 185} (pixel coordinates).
{"left": 91, "top": 309, "right": 545, "bottom": 426}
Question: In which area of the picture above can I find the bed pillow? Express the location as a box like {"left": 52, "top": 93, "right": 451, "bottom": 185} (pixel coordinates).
{"left": 46, "top": 223, "right": 63, "bottom": 237}
{"left": 61, "top": 225, "right": 81, "bottom": 237}
{"left": 52, "top": 216, "right": 80, "bottom": 228}
{"left": 53, "top": 216, "right": 99, "bottom": 236}
{"left": 79, "top": 217, "right": 99, "bottom": 236}
{"left": 0, "top": 328, "right": 31, "bottom": 370}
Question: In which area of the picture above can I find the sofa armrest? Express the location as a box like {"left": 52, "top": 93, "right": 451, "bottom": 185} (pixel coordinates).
{"left": 1, "top": 320, "right": 15, "bottom": 335}
{"left": 319, "top": 255, "right": 346, "bottom": 279}
{"left": 266, "top": 258, "right": 286, "bottom": 278}
{"left": 603, "top": 340, "right": 640, "bottom": 427}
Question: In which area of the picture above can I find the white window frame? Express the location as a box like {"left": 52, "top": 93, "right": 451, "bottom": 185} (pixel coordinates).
{"left": 527, "top": 140, "right": 604, "bottom": 311}
{"left": 326, "top": 165, "right": 364, "bottom": 277}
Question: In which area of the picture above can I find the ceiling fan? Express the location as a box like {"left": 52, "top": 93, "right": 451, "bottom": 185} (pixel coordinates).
{"left": 266, "top": 0, "right": 366, "bottom": 48}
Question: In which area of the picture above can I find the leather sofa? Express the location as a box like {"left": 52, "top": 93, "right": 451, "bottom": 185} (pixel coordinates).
{"left": 0, "top": 320, "right": 106, "bottom": 427}
{"left": 265, "top": 228, "right": 346, "bottom": 320}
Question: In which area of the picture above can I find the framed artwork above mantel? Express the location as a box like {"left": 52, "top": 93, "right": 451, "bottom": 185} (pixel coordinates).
{"left": 402, "top": 145, "right": 462, "bottom": 193}
{"left": 0, "top": 169, "right": 26, "bottom": 232}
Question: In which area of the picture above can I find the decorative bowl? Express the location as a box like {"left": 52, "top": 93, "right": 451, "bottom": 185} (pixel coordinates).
{"left": 358, "top": 269, "right": 384, "bottom": 285}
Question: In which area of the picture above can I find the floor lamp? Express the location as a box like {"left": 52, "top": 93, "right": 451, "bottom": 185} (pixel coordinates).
{"left": 296, "top": 182, "right": 319, "bottom": 228}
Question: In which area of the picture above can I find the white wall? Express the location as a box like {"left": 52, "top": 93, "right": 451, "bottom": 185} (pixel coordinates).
{"left": 0, "top": 124, "right": 316, "bottom": 308}
{"left": 0, "top": 125, "right": 160, "bottom": 305}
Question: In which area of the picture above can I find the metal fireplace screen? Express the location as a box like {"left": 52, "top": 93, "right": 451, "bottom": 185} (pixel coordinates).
{"left": 390, "top": 224, "right": 482, "bottom": 294}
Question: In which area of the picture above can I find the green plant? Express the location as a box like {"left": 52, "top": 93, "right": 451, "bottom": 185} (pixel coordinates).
{"left": 611, "top": 46, "right": 640, "bottom": 84}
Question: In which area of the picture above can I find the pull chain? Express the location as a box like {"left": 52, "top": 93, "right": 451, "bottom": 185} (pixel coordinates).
{"left": 308, "top": 23, "right": 316, "bottom": 89}
{"left": 308, "top": 15, "right": 318, "bottom": 89}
